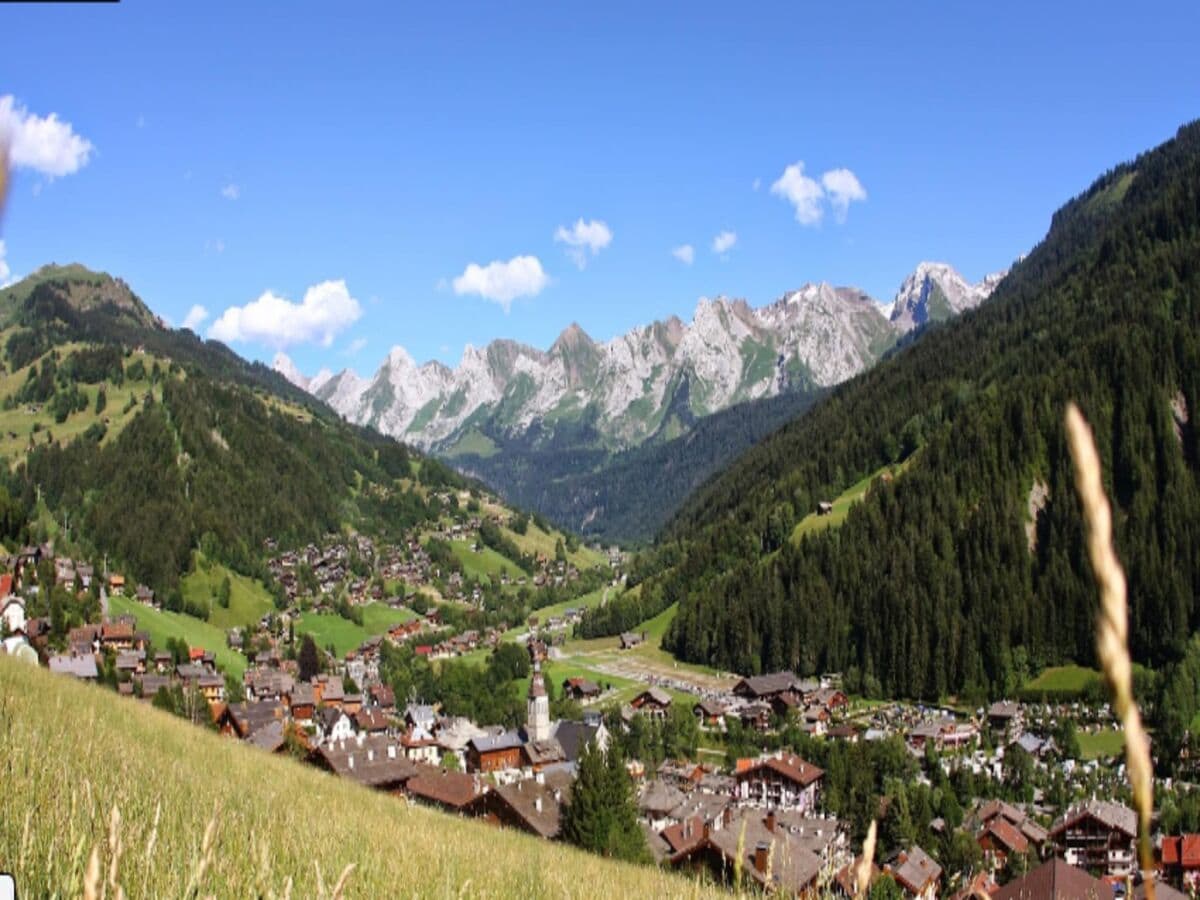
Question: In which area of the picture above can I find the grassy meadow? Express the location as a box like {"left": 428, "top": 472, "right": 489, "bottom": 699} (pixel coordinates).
{"left": 108, "top": 594, "right": 247, "bottom": 677}
{"left": 0, "top": 656, "right": 726, "bottom": 898}
{"left": 296, "top": 603, "right": 416, "bottom": 657}
{"left": 181, "top": 555, "right": 275, "bottom": 631}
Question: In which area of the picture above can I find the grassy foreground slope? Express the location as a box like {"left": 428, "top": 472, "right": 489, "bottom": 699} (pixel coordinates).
{"left": 0, "top": 657, "right": 721, "bottom": 898}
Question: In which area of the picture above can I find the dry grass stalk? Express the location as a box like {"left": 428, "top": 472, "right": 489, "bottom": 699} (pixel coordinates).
{"left": 83, "top": 845, "right": 101, "bottom": 900}
{"left": 854, "top": 820, "right": 877, "bottom": 898}
{"left": 107, "top": 804, "right": 124, "bottom": 900}
{"left": 1065, "top": 403, "right": 1156, "bottom": 899}
{"left": 330, "top": 862, "right": 356, "bottom": 899}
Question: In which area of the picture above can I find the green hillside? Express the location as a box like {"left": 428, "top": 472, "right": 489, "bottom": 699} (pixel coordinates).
{"left": 0, "top": 265, "right": 462, "bottom": 594}
{"left": 645, "top": 120, "right": 1200, "bottom": 701}
{"left": 0, "top": 655, "right": 720, "bottom": 898}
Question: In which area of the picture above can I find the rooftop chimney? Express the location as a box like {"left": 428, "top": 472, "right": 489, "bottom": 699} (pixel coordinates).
{"left": 766, "top": 810, "right": 776, "bottom": 833}
{"left": 347, "top": 755, "right": 355, "bottom": 770}
{"left": 535, "top": 797, "right": 543, "bottom": 813}
{"left": 367, "top": 749, "right": 374, "bottom": 762}
{"left": 754, "top": 841, "right": 770, "bottom": 875}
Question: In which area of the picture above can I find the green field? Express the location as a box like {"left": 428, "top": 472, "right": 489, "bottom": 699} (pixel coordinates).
{"left": 182, "top": 555, "right": 275, "bottom": 631}
{"left": 791, "top": 462, "right": 907, "bottom": 544}
{"left": 502, "top": 519, "right": 606, "bottom": 570}
{"left": 448, "top": 538, "right": 521, "bottom": 582}
{"left": 1078, "top": 728, "right": 1125, "bottom": 760}
{"left": 1022, "top": 665, "right": 1103, "bottom": 696}
{"left": 0, "top": 338, "right": 165, "bottom": 464}
{"left": 108, "top": 594, "right": 247, "bottom": 677}
{"left": 0, "top": 655, "right": 725, "bottom": 898}
{"left": 296, "top": 603, "right": 416, "bottom": 657}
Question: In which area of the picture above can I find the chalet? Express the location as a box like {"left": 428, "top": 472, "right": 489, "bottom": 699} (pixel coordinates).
{"left": 739, "top": 702, "right": 773, "bottom": 733}
{"left": 369, "top": 683, "right": 396, "bottom": 712}
{"left": 153, "top": 651, "right": 173, "bottom": 672}
{"left": 1160, "top": 834, "right": 1200, "bottom": 892}
{"left": 68, "top": 624, "right": 100, "bottom": 655}
{"left": 969, "top": 799, "right": 1048, "bottom": 862}
{"left": 1, "top": 594, "right": 26, "bottom": 636}
{"left": 733, "top": 671, "right": 805, "bottom": 703}
{"left": 48, "top": 653, "right": 99, "bottom": 680}
{"left": 639, "top": 780, "right": 688, "bottom": 831}
{"left": 342, "top": 693, "right": 364, "bottom": 716}
{"left": 400, "top": 724, "right": 441, "bottom": 765}
{"left": 693, "top": 698, "right": 726, "bottom": 727}
{"left": 907, "top": 717, "right": 978, "bottom": 751}
{"left": 630, "top": 687, "right": 672, "bottom": 720}
{"left": 316, "top": 734, "right": 420, "bottom": 793}
{"left": 405, "top": 703, "right": 438, "bottom": 733}
{"left": 522, "top": 737, "right": 567, "bottom": 772}
{"left": 882, "top": 845, "right": 942, "bottom": 900}
{"left": 470, "top": 771, "right": 572, "bottom": 840}
{"left": 289, "top": 683, "right": 316, "bottom": 723}
{"left": 1049, "top": 800, "right": 1137, "bottom": 877}
{"left": 988, "top": 700, "right": 1023, "bottom": 737}
{"left": 135, "top": 584, "right": 156, "bottom": 606}
{"left": 406, "top": 766, "right": 488, "bottom": 813}
{"left": 548, "top": 719, "right": 608, "bottom": 765}
{"left": 114, "top": 650, "right": 145, "bottom": 676}
{"left": 808, "top": 687, "right": 849, "bottom": 714}
{"left": 977, "top": 816, "right": 1029, "bottom": 871}
{"left": 467, "top": 732, "right": 525, "bottom": 773}
{"left": 1009, "top": 732, "right": 1057, "bottom": 759}
{"left": 315, "top": 706, "right": 355, "bottom": 744}
{"left": 137, "top": 674, "right": 173, "bottom": 701}
{"left": 562, "top": 677, "right": 601, "bottom": 701}
{"left": 670, "top": 808, "right": 823, "bottom": 897}
{"left": 436, "top": 717, "right": 490, "bottom": 770}
{"left": 992, "top": 858, "right": 1112, "bottom": 900}
{"left": 108, "top": 573, "right": 126, "bottom": 593}
{"left": 619, "top": 631, "right": 644, "bottom": 650}
{"left": 354, "top": 707, "right": 391, "bottom": 735}
{"left": 734, "top": 752, "right": 824, "bottom": 813}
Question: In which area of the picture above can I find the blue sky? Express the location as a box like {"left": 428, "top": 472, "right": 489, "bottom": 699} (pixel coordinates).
{"left": 2, "top": 1, "right": 1198, "bottom": 377}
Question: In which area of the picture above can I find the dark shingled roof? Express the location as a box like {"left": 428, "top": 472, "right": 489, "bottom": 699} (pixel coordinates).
{"left": 992, "top": 858, "right": 1113, "bottom": 900}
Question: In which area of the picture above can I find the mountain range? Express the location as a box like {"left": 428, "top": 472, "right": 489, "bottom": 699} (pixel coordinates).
{"left": 279, "top": 262, "right": 1007, "bottom": 457}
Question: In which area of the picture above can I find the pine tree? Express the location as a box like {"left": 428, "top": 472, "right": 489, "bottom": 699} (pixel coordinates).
{"left": 298, "top": 634, "right": 320, "bottom": 682}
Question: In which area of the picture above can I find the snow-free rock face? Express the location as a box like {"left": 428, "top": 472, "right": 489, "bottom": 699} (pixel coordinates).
{"left": 286, "top": 263, "right": 1003, "bottom": 452}
{"left": 889, "top": 261, "right": 1008, "bottom": 334}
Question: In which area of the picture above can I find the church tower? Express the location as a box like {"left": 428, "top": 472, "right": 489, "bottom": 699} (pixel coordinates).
{"left": 527, "top": 660, "right": 551, "bottom": 741}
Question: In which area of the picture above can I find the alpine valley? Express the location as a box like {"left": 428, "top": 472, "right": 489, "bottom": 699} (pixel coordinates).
{"left": 280, "top": 262, "right": 1006, "bottom": 542}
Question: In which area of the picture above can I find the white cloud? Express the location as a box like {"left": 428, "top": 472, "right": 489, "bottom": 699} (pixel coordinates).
{"left": 771, "top": 161, "right": 825, "bottom": 226}
{"left": 821, "top": 168, "right": 867, "bottom": 222}
{"left": 752, "top": 177, "right": 762, "bottom": 192}
{"left": 0, "top": 240, "right": 12, "bottom": 287}
{"left": 553, "top": 218, "right": 612, "bottom": 269}
{"left": 711, "top": 230, "right": 737, "bottom": 256}
{"left": 182, "top": 304, "right": 209, "bottom": 331}
{"left": 220, "top": 183, "right": 240, "bottom": 200}
{"left": 451, "top": 255, "right": 548, "bottom": 312}
{"left": 671, "top": 244, "right": 695, "bottom": 265}
{"left": 205, "top": 238, "right": 225, "bottom": 254}
{"left": 346, "top": 337, "right": 367, "bottom": 355}
{"left": 208, "top": 279, "right": 363, "bottom": 349}
{"left": 0, "top": 95, "right": 93, "bottom": 178}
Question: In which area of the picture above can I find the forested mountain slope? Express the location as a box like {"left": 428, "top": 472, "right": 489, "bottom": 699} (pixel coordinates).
{"left": 640, "top": 121, "right": 1200, "bottom": 700}
{"left": 456, "top": 383, "right": 825, "bottom": 544}
{"left": 0, "top": 267, "right": 469, "bottom": 592}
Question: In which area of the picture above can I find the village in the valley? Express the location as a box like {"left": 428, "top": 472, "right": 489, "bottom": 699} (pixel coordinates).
{"left": 1, "top": 486, "right": 1193, "bottom": 899}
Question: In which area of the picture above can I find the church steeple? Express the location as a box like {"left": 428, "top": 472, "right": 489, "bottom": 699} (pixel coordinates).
{"left": 527, "top": 660, "right": 551, "bottom": 741}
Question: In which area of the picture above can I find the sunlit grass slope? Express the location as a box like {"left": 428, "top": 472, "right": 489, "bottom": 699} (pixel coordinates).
{"left": 0, "top": 656, "right": 724, "bottom": 898}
